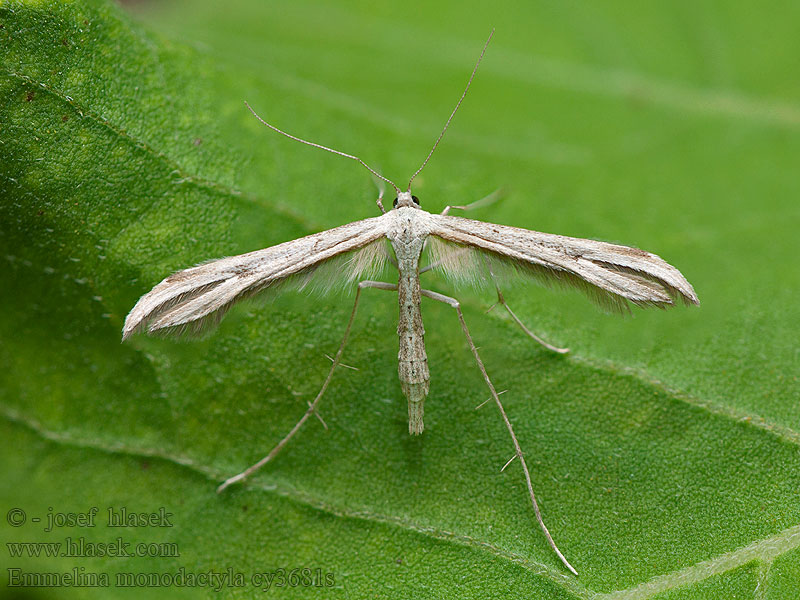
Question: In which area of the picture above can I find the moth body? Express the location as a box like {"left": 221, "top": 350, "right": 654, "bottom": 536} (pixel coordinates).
{"left": 122, "top": 32, "right": 700, "bottom": 575}
{"left": 387, "top": 202, "right": 433, "bottom": 434}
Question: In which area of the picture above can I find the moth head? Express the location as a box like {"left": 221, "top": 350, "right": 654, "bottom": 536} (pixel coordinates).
{"left": 394, "top": 191, "right": 421, "bottom": 209}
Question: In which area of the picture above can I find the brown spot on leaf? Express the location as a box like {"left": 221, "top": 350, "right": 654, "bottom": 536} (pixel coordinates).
{"left": 62, "top": 115, "right": 69, "bottom": 122}
{"left": 25, "top": 91, "right": 34, "bottom": 102}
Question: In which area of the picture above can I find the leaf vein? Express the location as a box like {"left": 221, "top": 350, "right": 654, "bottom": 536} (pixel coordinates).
{"left": 570, "top": 354, "right": 800, "bottom": 447}
{"left": 0, "top": 403, "right": 591, "bottom": 596}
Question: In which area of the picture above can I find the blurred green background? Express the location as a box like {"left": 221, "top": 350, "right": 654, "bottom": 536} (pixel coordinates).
{"left": 2, "top": 0, "right": 799, "bottom": 598}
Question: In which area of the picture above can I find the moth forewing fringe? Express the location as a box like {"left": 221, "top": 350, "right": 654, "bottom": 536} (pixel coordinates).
{"left": 285, "top": 239, "right": 391, "bottom": 296}
{"left": 427, "top": 235, "right": 622, "bottom": 313}
{"left": 340, "top": 239, "right": 393, "bottom": 285}
{"left": 122, "top": 216, "right": 392, "bottom": 340}
{"left": 158, "top": 243, "right": 390, "bottom": 339}
{"left": 426, "top": 214, "right": 698, "bottom": 311}
{"left": 425, "top": 237, "right": 492, "bottom": 289}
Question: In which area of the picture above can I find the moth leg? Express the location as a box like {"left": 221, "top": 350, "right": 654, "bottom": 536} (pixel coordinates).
{"left": 476, "top": 252, "right": 569, "bottom": 354}
{"left": 372, "top": 172, "right": 387, "bottom": 214}
{"left": 491, "top": 285, "right": 569, "bottom": 354}
{"left": 419, "top": 287, "right": 577, "bottom": 575}
{"left": 217, "top": 280, "right": 397, "bottom": 493}
{"left": 440, "top": 187, "right": 503, "bottom": 216}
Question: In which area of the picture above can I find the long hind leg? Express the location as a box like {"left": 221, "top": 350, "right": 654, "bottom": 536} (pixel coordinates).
{"left": 420, "top": 287, "right": 577, "bottom": 575}
{"left": 489, "top": 284, "right": 569, "bottom": 354}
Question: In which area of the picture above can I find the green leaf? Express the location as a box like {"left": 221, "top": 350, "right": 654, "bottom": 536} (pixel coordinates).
{"left": 2, "top": 0, "right": 799, "bottom": 598}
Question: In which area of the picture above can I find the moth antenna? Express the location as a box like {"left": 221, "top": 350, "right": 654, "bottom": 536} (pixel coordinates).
{"left": 406, "top": 29, "right": 494, "bottom": 191}
{"left": 244, "top": 101, "right": 401, "bottom": 195}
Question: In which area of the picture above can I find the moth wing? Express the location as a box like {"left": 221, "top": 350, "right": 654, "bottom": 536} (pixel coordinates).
{"left": 123, "top": 214, "right": 392, "bottom": 339}
{"left": 425, "top": 214, "right": 699, "bottom": 312}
